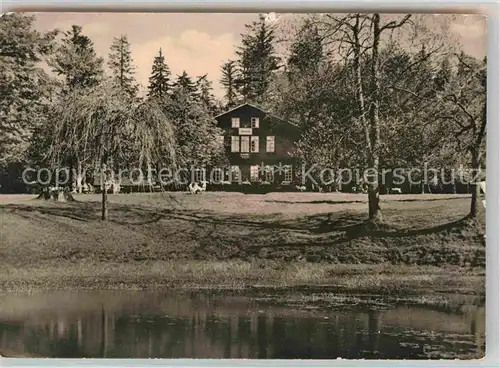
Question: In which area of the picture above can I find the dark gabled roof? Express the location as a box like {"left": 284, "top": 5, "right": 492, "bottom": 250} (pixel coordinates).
{"left": 214, "top": 103, "right": 300, "bottom": 130}
{"left": 213, "top": 103, "right": 261, "bottom": 119}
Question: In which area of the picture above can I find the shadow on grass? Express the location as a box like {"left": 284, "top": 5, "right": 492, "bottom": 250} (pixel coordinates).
{"left": 384, "top": 196, "right": 471, "bottom": 203}
{"left": 265, "top": 196, "right": 469, "bottom": 205}
{"left": 0, "top": 199, "right": 485, "bottom": 266}
{"left": 265, "top": 200, "right": 366, "bottom": 205}
{"left": 0, "top": 199, "right": 477, "bottom": 243}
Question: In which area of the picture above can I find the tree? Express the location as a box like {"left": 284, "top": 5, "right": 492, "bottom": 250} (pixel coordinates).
{"left": 276, "top": 17, "right": 330, "bottom": 127}
{"left": 164, "top": 88, "right": 224, "bottom": 171}
{"left": 49, "top": 25, "right": 104, "bottom": 92}
{"left": 46, "top": 81, "right": 177, "bottom": 220}
{"left": 108, "top": 35, "right": 138, "bottom": 97}
{"left": 434, "top": 57, "right": 452, "bottom": 92}
{"left": 390, "top": 51, "right": 486, "bottom": 216}
{"left": 173, "top": 71, "right": 198, "bottom": 96}
{"left": 440, "top": 54, "right": 486, "bottom": 217}
{"left": 379, "top": 47, "right": 448, "bottom": 192}
{"left": 220, "top": 60, "right": 239, "bottom": 108}
{"left": 0, "top": 13, "right": 57, "bottom": 194}
{"left": 288, "top": 19, "right": 324, "bottom": 75}
{"left": 47, "top": 25, "right": 105, "bottom": 192}
{"left": 236, "top": 14, "right": 280, "bottom": 104}
{"left": 147, "top": 48, "right": 171, "bottom": 98}
{"left": 195, "top": 74, "right": 217, "bottom": 112}
{"left": 326, "top": 13, "right": 412, "bottom": 221}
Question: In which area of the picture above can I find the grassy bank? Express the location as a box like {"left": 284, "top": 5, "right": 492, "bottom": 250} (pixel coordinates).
{"left": 0, "top": 192, "right": 485, "bottom": 304}
{"left": 0, "top": 261, "right": 484, "bottom": 311}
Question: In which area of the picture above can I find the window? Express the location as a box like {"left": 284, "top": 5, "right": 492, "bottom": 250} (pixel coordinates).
{"left": 250, "top": 165, "right": 260, "bottom": 182}
{"left": 251, "top": 117, "right": 260, "bottom": 128}
{"left": 266, "top": 136, "right": 275, "bottom": 153}
{"left": 212, "top": 168, "right": 223, "bottom": 183}
{"left": 193, "top": 168, "right": 205, "bottom": 182}
{"left": 284, "top": 165, "right": 292, "bottom": 182}
{"left": 264, "top": 165, "right": 274, "bottom": 182}
{"left": 231, "top": 136, "right": 239, "bottom": 152}
{"left": 250, "top": 136, "right": 259, "bottom": 153}
{"left": 231, "top": 117, "right": 240, "bottom": 128}
{"left": 230, "top": 166, "right": 240, "bottom": 182}
{"left": 240, "top": 136, "right": 250, "bottom": 153}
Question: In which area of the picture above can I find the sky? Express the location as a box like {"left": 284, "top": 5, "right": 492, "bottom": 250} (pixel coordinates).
{"left": 31, "top": 13, "right": 487, "bottom": 98}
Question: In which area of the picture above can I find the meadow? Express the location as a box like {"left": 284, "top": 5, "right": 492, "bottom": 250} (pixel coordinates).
{"left": 0, "top": 192, "right": 485, "bottom": 306}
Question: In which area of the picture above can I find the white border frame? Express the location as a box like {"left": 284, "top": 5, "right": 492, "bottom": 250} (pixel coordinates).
{"left": 0, "top": 1, "right": 499, "bottom": 367}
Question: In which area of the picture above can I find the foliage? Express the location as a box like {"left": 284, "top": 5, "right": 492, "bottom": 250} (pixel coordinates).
{"left": 220, "top": 60, "right": 239, "bottom": 108}
{"left": 287, "top": 19, "right": 324, "bottom": 75}
{"left": 235, "top": 14, "right": 280, "bottom": 104}
{"left": 46, "top": 80, "right": 177, "bottom": 175}
{"left": 163, "top": 88, "right": 224, "bottom": 169}
{"left": 195, "top": 74, "right": 217, "bottom": 113}
{"left": 172, "top": 71, "right": 197, "bottom": 96}
{"left": 147, "top": 48, "right": 171, "bottom": 98}
{"left": 108, "top": 35, "right": 139, "bottom": 97}
{"left": 0, "top": 13, "right": 57, "bottom": 166}
{"left": 49, "top": 25, "right": 104, "bottom": 92}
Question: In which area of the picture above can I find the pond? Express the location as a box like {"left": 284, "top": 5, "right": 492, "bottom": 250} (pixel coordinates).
{"left": 0, "top": 291, "right": 484, "bottom": 359}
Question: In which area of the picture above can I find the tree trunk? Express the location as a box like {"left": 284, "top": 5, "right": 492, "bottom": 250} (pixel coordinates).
{"left": 69, "top": 161, "right": 74, "bottom": 193}
{"left": 351, "top": 14, "right": 380, "bottom": 220}
{"left": 367, "top": 13, "right": 382, "bottom": 221}
{"left": 469, "top": 150, "right": 481, "bottom": 217}
{"left": 101, "top": 162, "right": 108, "bottom": 221}
{"left": 352, "top": 15, "right": 370, "bottom": 166}
{"left": 421, "top": 159, "right": 425, "bottom": 194}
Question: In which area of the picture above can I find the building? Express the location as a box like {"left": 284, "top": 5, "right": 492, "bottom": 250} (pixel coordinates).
{"left": 87, "top": 103, "right": 302, "bottom": 193}
{"left": 214, "top": 103, "right": 301, "bottom": 187}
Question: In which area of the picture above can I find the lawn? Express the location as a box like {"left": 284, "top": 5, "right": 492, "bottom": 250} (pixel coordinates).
{"left": 0, "top": 192, "right": 486, "bottom": 302}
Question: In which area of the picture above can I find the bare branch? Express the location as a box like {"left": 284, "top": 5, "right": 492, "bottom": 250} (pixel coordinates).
{"left": 445, "top": 93, "right": 476, "bottom": 123}
{"left": 380, "top": 14, "right": 412, "bottom": 32}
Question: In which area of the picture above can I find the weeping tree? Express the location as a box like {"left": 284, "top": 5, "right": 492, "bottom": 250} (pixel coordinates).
{"left": 46, "top": 80, "right": 177, "bottom": 220}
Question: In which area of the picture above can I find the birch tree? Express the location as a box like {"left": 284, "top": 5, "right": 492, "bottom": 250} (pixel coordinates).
{"left": 325, "top": 13, "right": 411, "bottom": 221}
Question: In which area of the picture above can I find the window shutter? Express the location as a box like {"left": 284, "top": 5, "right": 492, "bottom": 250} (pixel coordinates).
{"left": 251, "top": 117, "right": 260, "bottom": 128}
{"left": 251, "top": 136, "right": 259, "bottom": 152}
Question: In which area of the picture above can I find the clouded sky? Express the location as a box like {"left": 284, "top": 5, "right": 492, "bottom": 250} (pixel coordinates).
{"left": 31, "top": 13, "right": 487, "bottom": 98}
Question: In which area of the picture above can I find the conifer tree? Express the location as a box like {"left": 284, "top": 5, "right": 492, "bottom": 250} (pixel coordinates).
{"left": 108, "top": 35, "right": 138, "bottom": 97}
{"left": 172, "top": 71, "right": 198, "bottom": 97}
{"left": 288, "top": 20, "right": 324, "bottom": 76}
{"left": 220, "top": 60, "right": 239, "bottom": 107}
{"left": 236, "top": 14, "right": 280, "bottom": 104}
{"left": 50, "top": 25, "right": 104, "bottom": 92}
{"left": 195, "top": 74, "right": 217, "bottom": 112}
{"left": 147, "top": 48, "right": 171, "bottom": 98}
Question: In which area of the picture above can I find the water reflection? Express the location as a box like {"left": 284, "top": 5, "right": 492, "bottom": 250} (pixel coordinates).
{"left": 0, "top": 291, "right": 484, "bottom": 359}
